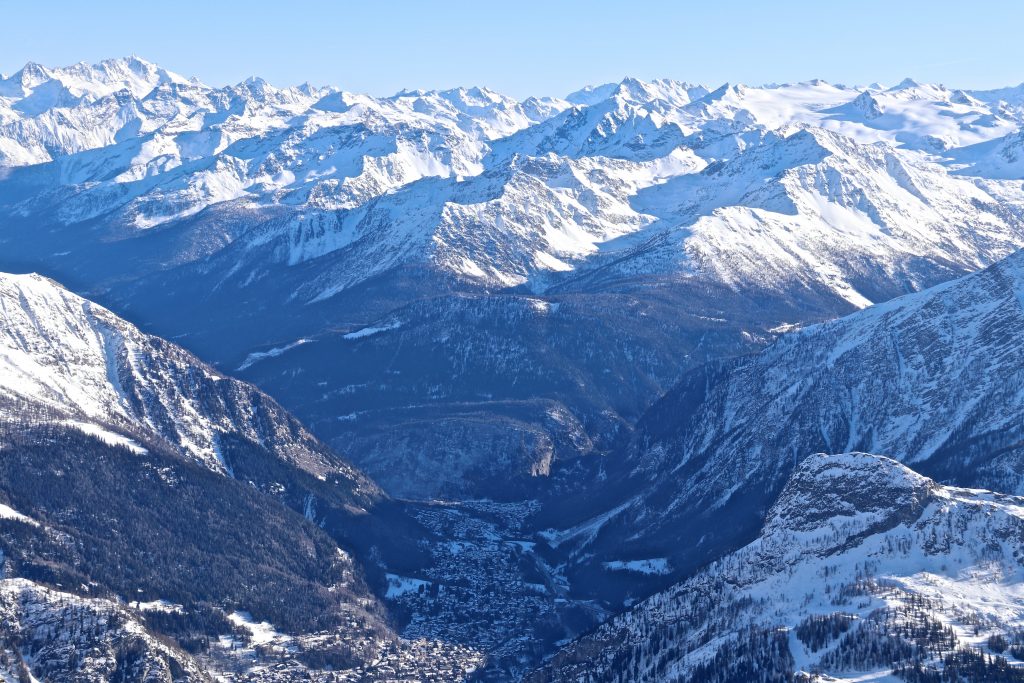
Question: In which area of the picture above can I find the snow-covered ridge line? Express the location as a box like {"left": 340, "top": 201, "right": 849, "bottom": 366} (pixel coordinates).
{"left": 0, "top": 271, "right": 376, "bottom": 497}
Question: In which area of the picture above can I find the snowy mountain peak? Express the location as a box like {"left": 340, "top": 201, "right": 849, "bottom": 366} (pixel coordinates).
{"left": 611, "top": 76, "right": 666, "bottom": 104}
{"left": 439, "top": 84, "right": 504, "bottom": 105}
{"left": 564, "top": 81, "right": 619, "bottom": 106}
{"left": 0, "top": 56, "right": 188, "bottom": 101}
{"left": 3, "top": 58, "right": 1024, "bottom": 516}
{"left": 696, "top": 81, "right": 737, "bottom": 102}
{"left": 851, "top": 89, "right": 885, "bottom": 118}
{"left": 611, "top": 76, "right": 708, "bottom": 108}
{"left": 11, "top": 61, "right": 52, "bottom": 88}
{"left": 892, "top": 76, "right": 922, "bottom": 90}
{"left": 886, "top": 77, "right": 951, "bottom": 101}
{"left": 240, "top": 74, "right": 271, "bottom": 88}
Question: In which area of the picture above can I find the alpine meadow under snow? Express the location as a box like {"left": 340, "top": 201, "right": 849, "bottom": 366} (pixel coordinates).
{"left": 2, "top": 55, "right": 1024, "bottom": 681}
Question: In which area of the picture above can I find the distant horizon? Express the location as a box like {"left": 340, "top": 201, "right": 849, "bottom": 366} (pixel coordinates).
{"left": 4, "top": 0, "right": 1024, "bottom": 100}
{"left": 3, "top": 54, "right": 1023, "bottom": 102}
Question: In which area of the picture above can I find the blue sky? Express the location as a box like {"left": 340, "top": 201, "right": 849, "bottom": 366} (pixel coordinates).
{"left": 3, "top": 0, "right": 1023, "bottom": 98}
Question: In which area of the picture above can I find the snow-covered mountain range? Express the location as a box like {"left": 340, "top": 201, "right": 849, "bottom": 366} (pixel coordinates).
{"left": 3, "top": 58, "right": 1024, "bottom": 499}
{"left": 3, "top": 59, "right": 1023, "bottom": 291}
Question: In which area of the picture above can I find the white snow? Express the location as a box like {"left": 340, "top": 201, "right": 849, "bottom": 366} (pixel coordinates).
{"left": 132, "top": 599, "right": 183, "bottom": 613}
{"left": 602, "top": 558, "right": 671, "bottom": 575}
{"left": 540, "top": 499, "right": 634, "bottom": 549}
{"left": 384, "top": 573, "right": 431, "bottom": 599}
{"left": 64, "top": 420, "right": 147, "bottom": 454}
{"left": 236, "top": 338, "right": 312, "bottom": 371}
{"left": 227, "top": 611, "right": 290, "bottom": 645}
{"left": 343, "top": 321, "right": 401, "bottom": 340}
{"left": 0, "top": 502, "right": 38, "bottom": 527}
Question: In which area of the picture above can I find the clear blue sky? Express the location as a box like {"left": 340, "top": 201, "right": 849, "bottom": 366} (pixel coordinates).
{"left": 3, "top": 0, "right": 1023, "bottom": 98}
